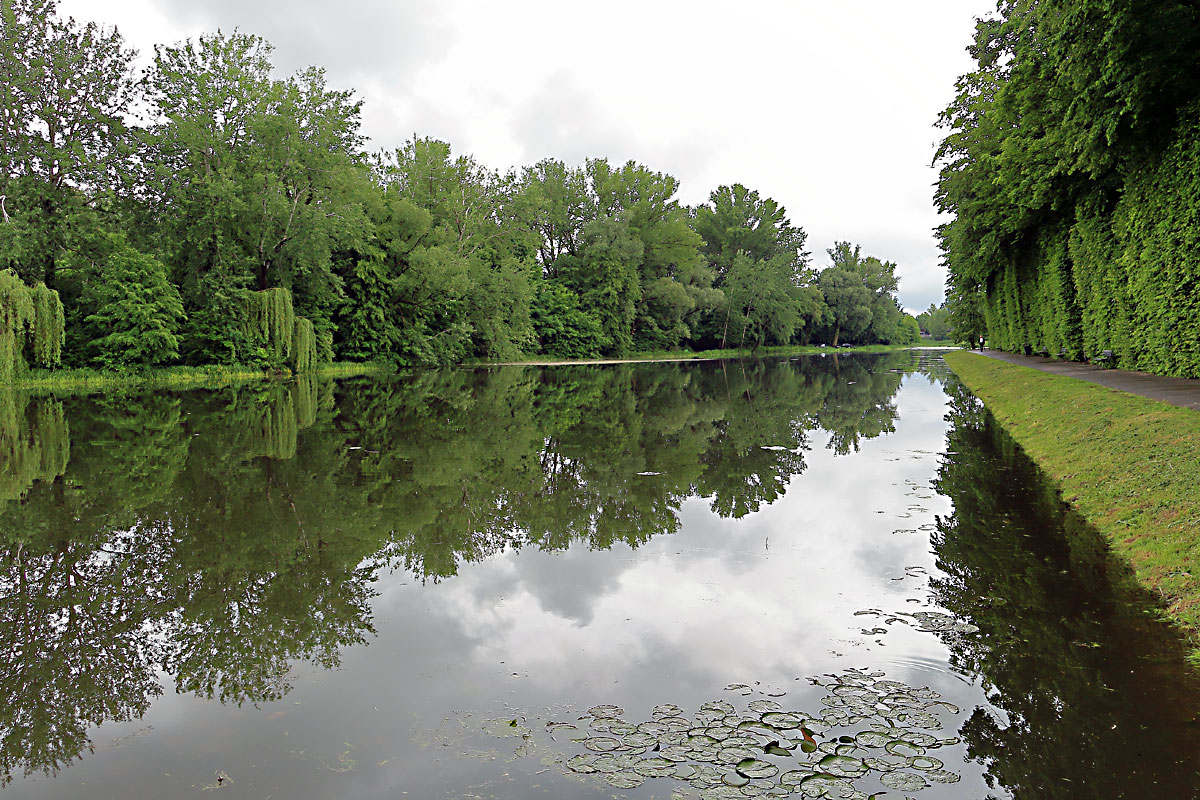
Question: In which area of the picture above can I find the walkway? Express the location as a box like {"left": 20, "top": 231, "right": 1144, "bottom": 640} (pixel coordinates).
{"left": 964, "top": 349, "right": 1200, "bottom": 411}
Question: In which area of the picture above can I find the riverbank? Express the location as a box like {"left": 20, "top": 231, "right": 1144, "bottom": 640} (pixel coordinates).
{"left": 944, "top": 350, "right": 1200, "bottom": 661}
{"left": 480, "top": 342, "right": 929, "bottom": 367}
{"left": 13, "top": 361, "right": 392, "bottom": 393}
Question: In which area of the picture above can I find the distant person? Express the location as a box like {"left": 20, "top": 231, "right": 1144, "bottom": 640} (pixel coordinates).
{"left": 978, "top": 335, "right": 984, "bottom": 350}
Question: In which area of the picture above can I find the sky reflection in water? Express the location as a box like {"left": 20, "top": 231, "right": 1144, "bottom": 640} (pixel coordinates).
{"left": 3, "top": 353, "right": 1198, "bottom": 799}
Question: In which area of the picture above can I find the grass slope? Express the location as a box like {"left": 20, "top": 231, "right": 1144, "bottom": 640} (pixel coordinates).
{"left": 945, "top": 350, "right": 1200, "bottom": 658}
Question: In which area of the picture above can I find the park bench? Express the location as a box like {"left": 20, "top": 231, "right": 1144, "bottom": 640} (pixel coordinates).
{"left": 1091, "top": 349, "right": 1116, "bottom": 368}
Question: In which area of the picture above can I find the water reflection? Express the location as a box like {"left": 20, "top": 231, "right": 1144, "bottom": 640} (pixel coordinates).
{"left": 928, "top": 378, "right": 1200, "bottom": 796}
{"left": 2, "top": 352, "right": 1197, "bottom": 799}
{"left": 0, "top": 354, "right": 912, "bottom": 787}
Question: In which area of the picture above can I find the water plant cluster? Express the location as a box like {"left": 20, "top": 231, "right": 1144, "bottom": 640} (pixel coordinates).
{"left": 504, "top": 669, "right": 964, "bottom": 799}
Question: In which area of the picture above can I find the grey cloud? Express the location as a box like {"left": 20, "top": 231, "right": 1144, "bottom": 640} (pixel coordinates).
{"left": 154, "top": 0, "right": 453, "bottom": 86}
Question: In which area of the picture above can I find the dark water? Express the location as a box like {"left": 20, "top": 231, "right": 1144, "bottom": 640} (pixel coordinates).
{"left": 1, "top": 352, "right": 1197, "bottom": 798}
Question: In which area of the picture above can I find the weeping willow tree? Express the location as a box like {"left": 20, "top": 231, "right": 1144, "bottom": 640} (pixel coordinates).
{"left": 245, "top": 288, "right": 294, "bottom": 363}
{"left": 0, "top": 391, "right": 70, "bottom": 502}
{"left": 243, "top": 288, "right": 323, "bottom": 372}
{"left": 0, "top": 272, "right": 64, "bottom": 381}
{"left": 292, "top": 317, "right": 317, "bottom": 373}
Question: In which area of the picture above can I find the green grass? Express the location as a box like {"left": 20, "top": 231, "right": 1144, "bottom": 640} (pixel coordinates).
{"left": 944, "top": 350, "right": 1200, "bottom": 659}
{"left": 474, "top": 343, "right": 937, "bottom": 366}
{"left": 14, "top": 361, "right": 391, "bottom": 393}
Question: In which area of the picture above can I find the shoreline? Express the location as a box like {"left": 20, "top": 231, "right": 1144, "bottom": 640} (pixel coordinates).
{"left": 943, "top": 350, "right": 1200, "bottom": 662}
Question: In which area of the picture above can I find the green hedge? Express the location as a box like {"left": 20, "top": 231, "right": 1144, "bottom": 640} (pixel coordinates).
{"left": 980, "top": 101, "right": 1200, "bottom": 377}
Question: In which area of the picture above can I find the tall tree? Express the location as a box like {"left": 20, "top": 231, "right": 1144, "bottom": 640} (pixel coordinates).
{"left": 0, "top": 0, "right": 137, "bottom": 285}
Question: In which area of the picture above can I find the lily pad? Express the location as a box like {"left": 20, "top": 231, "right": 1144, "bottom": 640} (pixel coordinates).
{"left": 817, "top": 754, "right": 868, "bottom": 778}
{"left": 588, "top": 704, "right": 624, "bottom": 719}
{"left": 736, "top": 758, "right": 779, "bottom": 779}
{"left": 584, "top": 736, "right": 621, "bottom": 752}
{"left": 879, "top": 770, "right": 929, "bottom": 791}
{"left": 748, "top": 699, "right": 783, "bottom": 714}
{"left": 723, "top": 770, "right": 751, "bottom": 786}
{"left": 634, "top": 756, "right": 678, "bottom": 777}
{"left": 565, "top": 754, "right": 597, "bottom": 773}
{"left": 924, "top": 768, "right": 962, "bottom": 784}
{"left": 605, "top": 770, "right": 645, "bottom": 789}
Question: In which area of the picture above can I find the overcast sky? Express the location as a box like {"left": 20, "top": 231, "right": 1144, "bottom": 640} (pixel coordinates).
{"left": 58, "top": 0, "right": 996, "bottom": 312}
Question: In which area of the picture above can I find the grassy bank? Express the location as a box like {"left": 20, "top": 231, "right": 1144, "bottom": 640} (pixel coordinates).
{"left": 14, "top": 361, "right": 391, "bottom": 393}
{"left": 944, "top": 350, "right": 1200, "bottom": 660}
{"left": 479, "top": 343, "right": 933, "bottom": 366}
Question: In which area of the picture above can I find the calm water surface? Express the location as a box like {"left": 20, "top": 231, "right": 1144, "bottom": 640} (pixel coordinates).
{"left": 2, "top": 353, "right": 1198, "bottom": 799}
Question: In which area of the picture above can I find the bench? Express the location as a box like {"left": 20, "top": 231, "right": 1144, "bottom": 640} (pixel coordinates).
{"left": 1091, "top": 349, "right": 1116, "bottom": 368}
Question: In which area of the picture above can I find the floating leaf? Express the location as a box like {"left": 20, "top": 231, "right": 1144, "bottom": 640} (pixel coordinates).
{"left": 605, "top": 770, "right": 644, "bottom": 789}
{"left": 634, "top": 757, "right": 678, "bottom": 777}
{"left": 879, "top": 771, "right": 929, "bottom": 791}
{"left": 924, "top": 768, "right": 962, "bottom": 784}
{"left": 588, "top": 704, "right": 624, "bottom": 719}
{"left": 748, "top": 699, "right": 783, "bottom": 714}
{"left": 722, "top": 770, "right": 750, "bottom": 787}
{"left": 735, "top": 758, "right": 779, "bottom": 779}
{"left": 565, "top": 754, "right": 597, "bottom": 774}
{"left": 884, "top": 740, "right": 924, "bottom": 758}
{"left": 818, "top": 754, "right": 868, "bottom": 778}
{"left": 584, "top": 736, "right": 620, "bottom": 752}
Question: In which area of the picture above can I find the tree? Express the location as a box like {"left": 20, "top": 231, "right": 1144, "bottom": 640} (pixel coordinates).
{"left": 559, "top": 218, "right": 642, "bottom": 356}
{"left": 692, "top": 183, "right": 809, "bottom": 287}
{"left": 0, "top": 0, "right": 137, "bottom": 285}
{"left": 67, "top": 234, "right": 185, "bottom": 369}
{"left": 141, "top": 30, "right": 370, "bottom": 354}
{"left": 816, "top": 266, "right": 872, "bottom": 345}
{"left": 723, "top": 253, "right": 800, "bottom": 351}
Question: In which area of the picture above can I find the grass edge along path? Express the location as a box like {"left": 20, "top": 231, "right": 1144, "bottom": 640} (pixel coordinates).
{"left": 944, "top": 350, "right": 1200, "bottom": 661}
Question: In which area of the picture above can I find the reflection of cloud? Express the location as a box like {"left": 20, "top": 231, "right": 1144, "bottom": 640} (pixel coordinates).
{"left": 513, "top": 543, "right": 631, "bottom": 626}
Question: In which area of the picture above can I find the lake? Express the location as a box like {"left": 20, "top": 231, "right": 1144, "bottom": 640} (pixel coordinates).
{"left": 2, "top": 352, "right": 1198, "bottom": 798}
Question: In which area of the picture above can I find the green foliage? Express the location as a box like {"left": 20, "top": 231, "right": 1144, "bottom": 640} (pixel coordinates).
{"left": 246, "top": 288, "right": 295, "bottom": 364}
{"left": 0, "top": 0, "right": 137, "bottom": 285}
{"left": 1, "top": 3, "right": 929, "bottom": 376}
{"left": 291, "top": 316, "right": 317, "bottom": 373}
{"left": 937, "top": 1, "right": 1200, "bottom": 376}
{"left": 0, "top": 390, "right": 68, "bottom": 501}
{"left": 76, "top": 237, "right": 185, "bottom": 369}
{"left": 530, "top": 281, "right": 605, "bottom": 358}
{"left": 560, "top": 218, "right": 643, "bottom": 356}
{"left": 0, "top": 270, "right": 63, "bottom": 381}
{"left": 722, "top": 253, "right": 800, "bottom": 351}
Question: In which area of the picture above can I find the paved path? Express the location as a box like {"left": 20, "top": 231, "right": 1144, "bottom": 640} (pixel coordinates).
{"left": 963, "top": 349, "right": 1200, "bottom": 411}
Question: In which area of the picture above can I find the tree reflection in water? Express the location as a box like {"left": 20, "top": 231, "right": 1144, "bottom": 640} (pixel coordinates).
{"left": 0, "top": 354, "right": 914, "bottom": 785}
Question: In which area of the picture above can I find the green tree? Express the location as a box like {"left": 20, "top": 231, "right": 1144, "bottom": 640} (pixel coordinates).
{"left": 0, "top": 0, "right": 137, "bottom": 286}
{"left": 68, "top": 234, "right": 185, "bottom": 369}
{"left": 559, "top": 218, "right": 642, "bottom": 356}
{"left": 692, "top": 183, "right": 810, "bottom": 286}
{"left": 722, "top": 253, "right": 800, "bottom": 351}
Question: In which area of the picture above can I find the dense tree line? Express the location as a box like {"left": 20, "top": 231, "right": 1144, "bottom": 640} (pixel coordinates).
{"left": 0, "top": 0, "right": 918, "bottom": 374}
{"left": 936, "top": 0, "right": 1200, "bottom": 375}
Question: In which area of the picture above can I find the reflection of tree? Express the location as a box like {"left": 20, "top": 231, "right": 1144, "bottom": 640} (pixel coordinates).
{"left": 0, "top": 391, "right": 69, "bottom": 502}
{"left": 807, "top": 353, "right": 910, "bottom": 455}
{"left": 0, "top": 355, "right": 912, "bottom": 785}
{"left": 930, "top": 381, "right": 1200, "bottom": 798}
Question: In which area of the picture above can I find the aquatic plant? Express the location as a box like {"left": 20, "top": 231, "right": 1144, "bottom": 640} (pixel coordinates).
{"left": 492, "top": 668, "right": 964, "bottom": 798}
